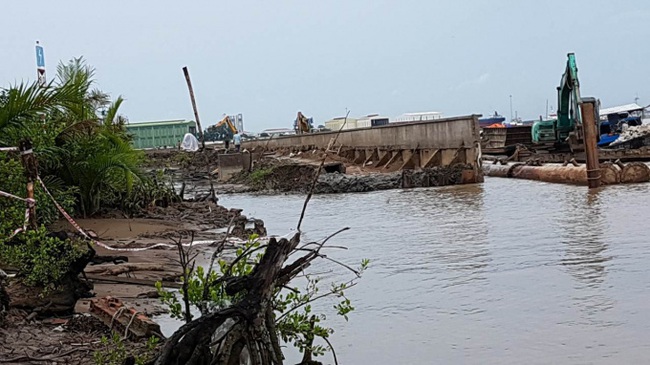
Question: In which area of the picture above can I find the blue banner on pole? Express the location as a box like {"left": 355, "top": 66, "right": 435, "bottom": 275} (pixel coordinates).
{"left": 35, "top": 45, "right": 45, "bottom": 68}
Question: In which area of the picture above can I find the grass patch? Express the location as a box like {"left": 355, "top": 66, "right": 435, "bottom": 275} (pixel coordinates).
{"left": 249, "top": 168, "right": 273, "bottom": 186}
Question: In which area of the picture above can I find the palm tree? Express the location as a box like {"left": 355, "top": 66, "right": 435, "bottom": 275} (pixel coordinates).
{"left": 0, "top": 56, "right": 145, "bottom": 217}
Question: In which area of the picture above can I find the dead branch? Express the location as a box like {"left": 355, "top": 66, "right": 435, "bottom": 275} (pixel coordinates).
{"left": 200, "top": 216, "right": 237, "bottom": 314}
{"left": 173, "top": 232, "right": 196, "bottom": 323}
{"left": 84, "top": 263, "right": 169, "bottom": 276}
{"left": 155, "top": 234, "right": 301, "bottom": 365}
{"left": 296, "top": 110, "right": 350, "bottom": 232}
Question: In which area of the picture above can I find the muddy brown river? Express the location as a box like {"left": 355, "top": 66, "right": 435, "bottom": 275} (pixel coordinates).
{"left": 162, "top": 177, "right": 650, "bottom": 364}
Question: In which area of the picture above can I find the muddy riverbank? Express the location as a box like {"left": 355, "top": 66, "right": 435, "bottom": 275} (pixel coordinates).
{"left": 0, "top": 198, "right": 266, "bottom": 364}
{"left": 228, "top": 153, "right": 476, "bottom": 194}
{"left": 142, "top": 148, "right": 480, "bottom": 197}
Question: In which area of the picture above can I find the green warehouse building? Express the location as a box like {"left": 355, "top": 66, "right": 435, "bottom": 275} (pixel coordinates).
{"left": 126, "top": 119, "right": 197, "bottom": 149}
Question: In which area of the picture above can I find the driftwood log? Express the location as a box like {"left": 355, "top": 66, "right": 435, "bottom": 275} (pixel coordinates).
{"left": 84, "top": 263, "right": 170, "bottom": 276}
{"left": 154, "top": 233, "right": 313, "bottom": 365}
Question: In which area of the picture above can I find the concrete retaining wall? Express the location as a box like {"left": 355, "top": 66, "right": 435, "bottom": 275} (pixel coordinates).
{"left": 241, "top": 115, "right": 483, "bottom": 184}
{"left": 243, "top": 115, "right": 481, "bottom": 151}
{"left": 218, "top": 153, "right": 244, "bottom": 182}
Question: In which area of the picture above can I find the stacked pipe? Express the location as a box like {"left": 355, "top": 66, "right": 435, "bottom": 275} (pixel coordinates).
{"left": 482, "top": 161, "right": 650, "bottom": 186}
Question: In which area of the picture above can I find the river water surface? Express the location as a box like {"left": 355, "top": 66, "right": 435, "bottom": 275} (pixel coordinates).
{"left": 215, "top": 178, "right": 650, "bottom": 365}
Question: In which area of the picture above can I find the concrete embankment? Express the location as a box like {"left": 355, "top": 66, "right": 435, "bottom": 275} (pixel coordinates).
{"left": 241, "top": 115, "right": 484, "bottom": 186}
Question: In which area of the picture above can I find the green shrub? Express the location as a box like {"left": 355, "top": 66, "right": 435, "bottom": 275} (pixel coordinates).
{"left": 0, "top": 153, "right": 77, "bottom": 237}
{"left": 0, "top": 226, "right": 87, "bottom": 286}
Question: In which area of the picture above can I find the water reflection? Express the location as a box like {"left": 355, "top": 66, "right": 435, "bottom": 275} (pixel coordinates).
{"left": 557, "top": 188, "right": 616, "bottom": 327}
{"left": 558, "top": 190, "right": 611, "bottom": 287}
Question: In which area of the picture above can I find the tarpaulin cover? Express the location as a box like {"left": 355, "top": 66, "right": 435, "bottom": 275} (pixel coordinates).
{"left": 181, "top": 133, "right": 199, "bottom": 152}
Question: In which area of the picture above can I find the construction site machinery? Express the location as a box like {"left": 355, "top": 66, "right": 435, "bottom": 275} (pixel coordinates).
{"left": 294, "top": 111, "right": 314, "bottom": 134}
{"left": 205, "top": 116, "right": 238, "bottom": 142}
{"left": 531, "top": 53, "right": 600, "bottom": 152}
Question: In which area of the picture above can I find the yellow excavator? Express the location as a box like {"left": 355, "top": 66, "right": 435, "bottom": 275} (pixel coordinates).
{"left": 216, "top": 115, "right": 238, "bottom": 134}
{"left": 206, "top": 115, "right": 238, "bottom": 141}
{"left": 294, "top": 111, "right": 314, "bottom": 134}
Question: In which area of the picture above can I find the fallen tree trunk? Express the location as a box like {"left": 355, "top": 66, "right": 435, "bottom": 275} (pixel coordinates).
{"left": 84, "top": 263, "right": 170, "bottom": 276}
{"left": 154, "top": 233, "right": 301, "bottom": 365}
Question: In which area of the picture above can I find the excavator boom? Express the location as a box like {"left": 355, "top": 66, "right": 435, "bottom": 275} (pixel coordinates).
{"left": 532, "top": 53, "right": 595, "bottom": 148}
{"left": 205, "top": 116, "right": 237, "bottom": 141}
{"left": 556, "top": 53, "right": 582, "bottom": 137}
{"left": 294, "top": 112, "right": 313, "bottom": 134}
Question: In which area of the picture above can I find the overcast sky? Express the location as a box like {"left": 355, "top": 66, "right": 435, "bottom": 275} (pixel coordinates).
{"left": 2, "top": 1, "right": 649, "bottom": 131}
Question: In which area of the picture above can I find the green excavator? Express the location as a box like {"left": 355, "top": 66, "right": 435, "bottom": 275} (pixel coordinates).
{"left": 531, "top": 53, "right": 599, "bottom": 152}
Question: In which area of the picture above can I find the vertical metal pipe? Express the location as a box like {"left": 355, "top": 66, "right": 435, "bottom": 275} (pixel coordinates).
{"left": 182, "top": 66, "right": 206, "bottom": 150}
{"left": 580, "top": 100, "right": 600, "bottom": 189}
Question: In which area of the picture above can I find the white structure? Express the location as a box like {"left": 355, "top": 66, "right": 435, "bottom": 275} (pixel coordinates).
{"left": 392, "top": 111, "right": 443, "bottom": 123}
{"left": 324, "top": 117, "right": 358, "bottom": 131}
{"left": 228, "top": 113, "right": 244, "bottom": 133}
{"left": 356, "top": 114, "right": 390, "bottom": 128}
{"left": 599, "top": 103, "right": 650, "bottom": 125}
{"left": 260, "top": 128, "right": 295, "bottom": 136}
{"left": 599, "top": 103, "right": 644, "bottom": 119}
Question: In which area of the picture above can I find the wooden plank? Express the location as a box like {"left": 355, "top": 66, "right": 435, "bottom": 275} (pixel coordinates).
{"left": 85, "top": 274, "right": 181, "bottom": 289}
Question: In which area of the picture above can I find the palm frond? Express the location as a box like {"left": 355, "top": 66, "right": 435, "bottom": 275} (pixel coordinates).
{"left": 103, "top": 95, "right": 124, "bottom": 126}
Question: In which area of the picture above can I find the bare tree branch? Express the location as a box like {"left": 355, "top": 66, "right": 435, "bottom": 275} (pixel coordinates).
{"left": 296, "top": 110, "right": 350, "bottom": 232}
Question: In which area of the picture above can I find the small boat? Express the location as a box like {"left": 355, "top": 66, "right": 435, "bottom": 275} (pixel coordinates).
{"left": 479, "top": 112, "right": 506, "bottom": 128}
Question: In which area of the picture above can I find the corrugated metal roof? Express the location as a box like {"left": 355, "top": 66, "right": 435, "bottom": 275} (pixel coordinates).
{"left": 600, "top": 103, "right": 644, "bottom": 116}
{"left": 402, "top": 111, "right": 442, "bottom": 116}
{"left": 126, "top": 119, "right": 195, "bottom": 128}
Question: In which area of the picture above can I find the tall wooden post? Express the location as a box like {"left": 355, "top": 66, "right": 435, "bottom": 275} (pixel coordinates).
{"left": 19, "top": 140, "right": 38, "bottom": 229}
{"left": 182, "top": 66, "right": 206, "bottom": 150}
{"left": 580, "top": 98, "right": 600, "bottom": 189}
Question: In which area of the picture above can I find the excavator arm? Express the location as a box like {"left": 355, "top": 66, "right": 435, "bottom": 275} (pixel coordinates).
{"left": 205, "top": 116, "right": 238, "bottom": 141}
{"left": 556, "top": 53, "right": 582, "bottom": 139}
{"left": 295, "top": 112, "right": 313, "bottom": 134}
{"left": 216, "top": 116, "right": 237, "bottom": 133}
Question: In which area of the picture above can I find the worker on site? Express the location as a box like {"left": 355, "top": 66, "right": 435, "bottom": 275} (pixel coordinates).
{"left": 233, "top": 131, "right": 242, "bottom": 153}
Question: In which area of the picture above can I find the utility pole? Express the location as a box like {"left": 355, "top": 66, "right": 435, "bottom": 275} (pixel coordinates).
{"left": 182, "top": 66, "right": 206, "bottom": 149}
{"left": 509, "top": 95, "right": 513, "bottom": 123}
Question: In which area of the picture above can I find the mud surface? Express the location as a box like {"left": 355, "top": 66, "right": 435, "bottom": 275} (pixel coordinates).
{"left": 316, "top": 172, "right": 403, "bottom": 193}
{"left": 231, "top": 157, "right": 473, "bottom": 194}
{"left": 0, "top": 311, "right": 157, "bottom": 364}
{"left": 1, "top": 198, "right": 266, "bottom": 362}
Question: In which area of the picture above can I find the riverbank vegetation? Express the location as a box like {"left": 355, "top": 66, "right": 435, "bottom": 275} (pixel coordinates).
{"left": 1, "top": 57, "right": 368, "bottom": 365}
{"left": 0, "top": 57, "right": 180, "bottom": 288}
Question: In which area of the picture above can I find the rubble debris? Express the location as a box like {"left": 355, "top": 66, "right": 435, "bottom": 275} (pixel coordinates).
{"left": 89, "top": 297, "right": 162, "bottom": 339}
